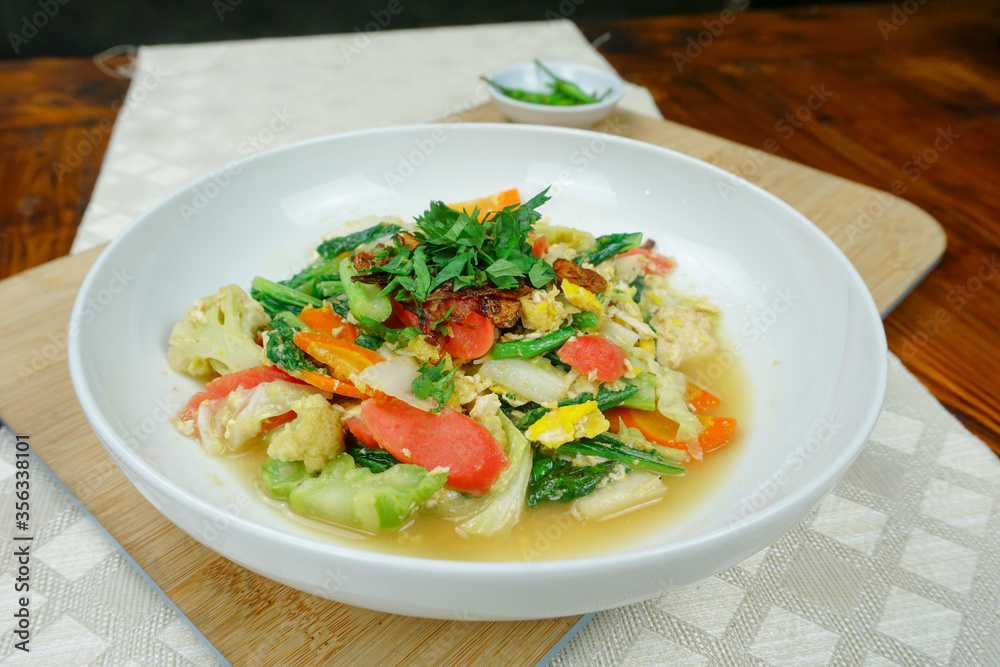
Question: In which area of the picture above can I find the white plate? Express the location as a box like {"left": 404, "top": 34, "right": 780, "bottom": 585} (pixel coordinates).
{"left": 68, "top": 123, "right": 886, "bottom": 619}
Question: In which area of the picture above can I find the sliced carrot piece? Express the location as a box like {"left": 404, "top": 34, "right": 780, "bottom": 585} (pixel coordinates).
{"left": 604, "top": 407, "right": 737, "bottom": 454}
{"left": 449, "top": 188, "right": 520, "bottom": 221}
{"left": 686, "top": 382, "right": 721, "bottom": 414}
{"left": 293, "top": 369, "right": 367, "bottom": 399}
{"left": 299, "top": 303, "right": 358, "bottom": 342}
{"left": 292, "top": 331, "right": 382, "bottom": 381}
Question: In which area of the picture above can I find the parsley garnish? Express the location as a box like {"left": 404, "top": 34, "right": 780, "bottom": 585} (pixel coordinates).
{"left": 365, "top": 188, "right": 556, "bottom": 302}
{"left": 412, "top": 359, "right": 458, "bottom": 412}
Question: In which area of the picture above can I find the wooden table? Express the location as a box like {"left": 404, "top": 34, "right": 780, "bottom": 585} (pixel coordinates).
{"left": 1, "top": 0, "right": 997, "bottom": 468}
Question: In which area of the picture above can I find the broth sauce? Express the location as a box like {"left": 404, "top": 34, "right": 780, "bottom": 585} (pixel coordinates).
{"left": 229, "top": 346, "right": 750, "bottom": 562}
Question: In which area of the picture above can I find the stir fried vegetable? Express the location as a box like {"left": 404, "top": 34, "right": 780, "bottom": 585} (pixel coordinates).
{"left": 168, "top": 186, "right": 741, "bottom": 542}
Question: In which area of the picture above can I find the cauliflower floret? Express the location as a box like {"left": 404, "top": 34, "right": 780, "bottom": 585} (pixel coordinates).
{"left": 651, "top": 305, "right": 718, "bottom": 369}
{"left": 168, "top": 285, "right": 269, "bottom": 377}
{"left": 525, "top": 401, "right": 610, "bottom": 449}
{"left": 519, "top": 287, "right": 568, "bottom": 332}
{"left": 266, "top": 394, "right": 345, "bottom": 473}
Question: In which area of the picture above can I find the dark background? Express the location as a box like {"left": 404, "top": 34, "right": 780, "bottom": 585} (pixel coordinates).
{"left": 3, "top": 0, "right": 867, "bottom": 59}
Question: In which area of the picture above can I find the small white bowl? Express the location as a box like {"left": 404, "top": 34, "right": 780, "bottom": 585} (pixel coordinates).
{"left": 484, "top": 61, "right": 625, "bottom": 128}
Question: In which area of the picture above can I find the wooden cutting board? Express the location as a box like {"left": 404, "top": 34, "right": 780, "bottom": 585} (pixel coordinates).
{"left": 0, "top": 108, "right": 944, "bottom": 666}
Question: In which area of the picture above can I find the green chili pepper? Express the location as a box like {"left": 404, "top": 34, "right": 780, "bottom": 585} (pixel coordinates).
{"left": 534, "top": 60, "right": 601, "bottom": 104}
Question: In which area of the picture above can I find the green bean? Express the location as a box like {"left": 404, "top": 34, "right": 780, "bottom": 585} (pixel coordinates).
{"left": 572, "top": 311, "right": 599, "bottom": 329}
{"left": 489, "top": 327, "right": 575, "bottom": 360}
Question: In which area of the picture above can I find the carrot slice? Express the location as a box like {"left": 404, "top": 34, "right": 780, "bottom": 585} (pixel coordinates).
{"left": 299, "top": 303, "right": 357, "bottom": 342}
{"left": 449, "top": 188, "right": 520, "bottom": 221}
{"left": 292, "top": 331, "right": 382, "bottom": 381}
{"left": 605, "top": 407, "right": 737, "bottom": 454}
{"left": 293, "top": 369, "right": 367, "bottom": 399}
{"left": 686, "top": 382, "right": 721, "bottom": 414}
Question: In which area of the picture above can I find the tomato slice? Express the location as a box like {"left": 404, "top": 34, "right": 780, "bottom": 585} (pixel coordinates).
{"left": 204, "top": 366, "right": 303, "bottom": 401}
{"left": 622, "top": 247, "right": 675, "bottom": 274}
{"left": 344, "top": 417, "right": 379, "bottom": 448}
{"left": 531, "top": 235, "right": 550, "bottom": 258}
{"left": 557, "top": 335, "right": 628, "bottom": 382}
{"left": 361, "top": 397, "right": 507, "bottom": 495}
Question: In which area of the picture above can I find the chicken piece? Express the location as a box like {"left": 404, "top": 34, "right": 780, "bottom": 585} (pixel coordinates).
{"left": 651, "top": 305, "right": 718, "bottom": 368}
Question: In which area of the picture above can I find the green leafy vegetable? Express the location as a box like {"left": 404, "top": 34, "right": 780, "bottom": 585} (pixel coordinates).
{"left": 354, "top": 333, "right": 384, "bottom": 351}
{"left": 560, "top": 436, "right": 685, "bottom": 476}
{"left": 630, "top": 275, "right": 645, "bottom": 303}
{"left": 412, "top": 359, "right": 458, "bottom": 412}
{"left": 576, "top": 232, "right": 643, "bottom": 267}
{"left": 527, "top": 456, "right": 620, "bottom": 506}
{"left": 355, "top": 315, "right": 421, "bottom": 345}
{"left": 264, "top": 312, "right": 319, "bottom": 373}
{"left": 347, "top": 446, "right": 401, "bottom": 473}
{"left": 251, "top": 276, "right": 322, "bottom": 317}
{"left": 360, "top": 189, "right": 554, "bottom": 303}
{"left": 316, "top": 222, "right": 402, "bottom": 259}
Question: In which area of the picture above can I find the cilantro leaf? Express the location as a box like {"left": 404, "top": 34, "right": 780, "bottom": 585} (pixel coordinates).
{"left": 412, "top": 359, "right": 457, "bottom": 412}
{"left": 528, "top": 259, "right": 556, "bottom": 287}
{"left": 357, "top": 188, "right": 552, "bottom": 305}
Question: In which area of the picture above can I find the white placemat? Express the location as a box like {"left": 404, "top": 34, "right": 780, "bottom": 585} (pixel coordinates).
{"left": 70, "top": 20, "right": 661, "bottom": 253}
{"left": 4, "top": 19, "right": 997, "bottom": 667}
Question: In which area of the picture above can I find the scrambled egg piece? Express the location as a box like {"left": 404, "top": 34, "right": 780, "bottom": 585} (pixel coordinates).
{"left": 266, "top": 394, "right": 345, "bottom": 473}
{"left": 525, "top": 401, "right": 610, "bottom": 449}
{"left": 651, "top": 305, "right": 718, "bottom": 369}
{"left": 519, "top": 287, "right": 568, "bottom": 332}
{"left": 468, "top": 393, "right": 507, "bottom": 450}
{"left": 561, "top": 280, "right": 603, "bottom": 316}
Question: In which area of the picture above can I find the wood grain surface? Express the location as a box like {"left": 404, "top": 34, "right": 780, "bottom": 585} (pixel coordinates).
{"left": 0, "top": 105, "right": 944, "bottom": 665}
